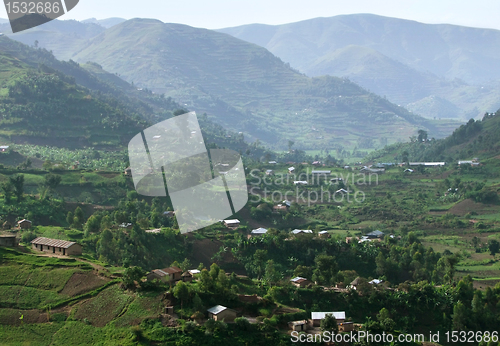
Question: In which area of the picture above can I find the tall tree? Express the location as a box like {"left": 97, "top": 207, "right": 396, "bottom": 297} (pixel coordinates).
{"left": 488, "top": 240, "right": 499, "bottom": 256}
{"left": 1, "top": 181, "right": 14, "bottom": 204}
{"left": 9, "top": 175, "right": 24, "bottom": 202}
{"left": 173, "top": 281, "right": 190, "bottom": 312}
{"left": 452, "top": 301, "right": 467, "bottom": 331}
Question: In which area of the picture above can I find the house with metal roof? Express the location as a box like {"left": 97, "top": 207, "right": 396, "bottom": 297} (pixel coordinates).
{"left": 311, "top": 311, "right": 346, "bottom": 326}
{"left": 366, "top": 230, "right": 385, "bottom": 239}
{"left": 223, "top": 219, "right": 240, "bottom": 228}
{"left": 318, "top": 230, "right": 330, "bottom": 238}
{"left": 291, "top": 229, "right": 313, "bottom": 235}
{"left": 31, "top": 237, "right": 82, "bottom": 256}
{"left": 250, "top": 227, "right": 268, "bottom": 236}
{"left": 207, "top": 305, "right": 237, "bottom": 322}
{"left": 311, "top": 170, "right": 331, "bottom": 175}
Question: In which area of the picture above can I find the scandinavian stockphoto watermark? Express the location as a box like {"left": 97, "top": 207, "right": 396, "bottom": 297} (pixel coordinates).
{"left": 3, "top": 0, "right": 79, "bottom": 33}
{"left": 249, "top": 169, "right": 378, "bottom": 206}
{"left": 127, "top": 111, "right": 248, "bottom": 234}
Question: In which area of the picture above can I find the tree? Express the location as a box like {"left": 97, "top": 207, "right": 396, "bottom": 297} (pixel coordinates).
{"left": 417, "top": 129, "right": 428, "bottom": 142}
{"left": 377, "top": 308, "right": 396, "bottom": 332}
{"left": 173, "top": 281, "right": 190, "bottom": 312}
{"left": 471, "top": 236, "right": 480, "bottom": 249}
{"left": 193, "top": 293, "right": 204, "bottom": 312}
{"left": 66, "top": 211, "right": 74, "bottom": 226}
{"left": 264, "top": 260, "right": 280, "bottom": 285}
{"left": 320, "top": 313, "right": 338, "bottom": 332}
{"left": 235, "top": 317, "right": 251, "bottom": 331}
{"left": 293, "top": 265, "right": 312, "bottom": 280}
{"left": 44, "top": 173, "right": 62, "bottom": 191}
{"left": 312, "top": 254, "right": 338, "bottom": 286}
{"left": 1, "top": 181, "right": 14, "bottom": 204}
{"left": 122, "top": 266, "right": 145, "bottom": 290}
{"left": 437, "top": 254, "right": 460, "bottom": 284}
{"left": 74, "top": 207, "right": 84, "bottom": 226}
{"left": 288, "top": 140, "right": 295, "bottom": 152}
{"left": 253, "top": 249, "right": 267, "bottom": 279}
{"left": 9, "top": 175, "right": 24, "bottom": 202}
{"left": 204, "top": 318, "right": 227, "bottom": 334}
{"left": 199, "top": 269, "right": 213, "bottom": 292}
{"left": 100, "top": 215, "right": 112, "bottom": 230}
{"left": 488, "top": 240, "right": 499, "bottom": 256}
{"left": 85, "top": 215, "right": 101, "bottom": 233}
{"left": 217, "top": 269, "right": 229, "bottom": 291}
{"left": 180, "top": 258, "right": 191, "bottom": 271}
{"left": 402, "top": 151, "right": 409, "bottom": 165}
{"left": 452, "top": 301, "right": 467, "bottom": 331}
{"left": 209, "top": 263, "right": 220, "bottom": 281}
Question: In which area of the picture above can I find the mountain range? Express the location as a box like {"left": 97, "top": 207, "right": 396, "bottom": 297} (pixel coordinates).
{"left": 218, "top": 14, "right": 500, "bottom": 120}
{"left": 70, "top": 18, "right": 457, "bottom": 150}
{"left": 0, "top": 16, "right": 464, "bottom": 151}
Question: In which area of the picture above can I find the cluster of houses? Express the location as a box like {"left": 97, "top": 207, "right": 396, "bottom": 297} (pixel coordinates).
{"left": 248, "top": 228, "right": 330, "bottom": 238}
{"left": 146, "top": 266, "right": 200, "bottom": 284}
{"left": 345, "top": 230, "right": 400, "bottom": 244}
{"left": 0, "top": 218, "right": 86, "bottom": 257}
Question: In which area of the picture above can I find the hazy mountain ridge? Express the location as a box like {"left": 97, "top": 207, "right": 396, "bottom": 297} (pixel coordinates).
{"left": 81, "top": 17, "right": 126, "bottom": 28}
{"left": 69, "top": 18, "right": 455, "bottom": 150}
{"left": 0, "top": 18, "right": 106, "bottom": 60}
{"left": 219, "top": 14, "right": 500, "bottom": 120}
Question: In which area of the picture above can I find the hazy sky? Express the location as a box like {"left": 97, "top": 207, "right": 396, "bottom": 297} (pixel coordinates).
{"left": 2, "top": 0, "right": 500, "bottom": 30}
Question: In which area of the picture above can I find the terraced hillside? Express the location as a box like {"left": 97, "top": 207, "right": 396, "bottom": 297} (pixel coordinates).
{"left": 68, "top": 19, "right": 456, "bottom": 150}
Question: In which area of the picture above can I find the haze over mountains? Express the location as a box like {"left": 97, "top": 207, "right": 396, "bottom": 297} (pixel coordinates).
{"left": 219, "top": 14, "right": 500, "bottom": 120}
{"left": 71, "top": 18, "right": 457, "bottom": 149}
{"left": 0, "top": 15, "right": 477, "bottom": 150}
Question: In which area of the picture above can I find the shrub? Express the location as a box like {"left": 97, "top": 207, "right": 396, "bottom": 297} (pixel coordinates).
{"left": 21, "top": 231, "right": 37, "bottom": 243}
{"left": 235, "top": 317, "right": 251, "bottom": 331}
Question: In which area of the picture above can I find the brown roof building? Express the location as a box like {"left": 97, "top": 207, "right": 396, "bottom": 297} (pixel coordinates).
{"left": 18, "top": 219, "right": 32, "bottom": 229}
{"left": 31, "top": 237, "right": 82, "bottom": 256}
{"left": 147, "top": 266, "right": 183, "bottom": 283}
{"left": 290, "top": 276, "right": 311, "bottom": 288}
{"left": 0, "top": 234, "right": 17, "bottom": 247}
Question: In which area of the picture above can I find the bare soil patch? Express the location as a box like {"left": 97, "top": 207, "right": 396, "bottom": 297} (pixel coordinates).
{"left": 447, "top": 199, "right": 491, "bottom": 216}
{"left": 60, "top": 271, "right": 110, "bottom": 297}
{"left": 0, "top": 306, "right": 69, "bottom": 326}
{"left": 190, "top": 238, "right": 223, "bottom": 269}
{"left": 473, "top": 279, "right": 500, "bottom": 290}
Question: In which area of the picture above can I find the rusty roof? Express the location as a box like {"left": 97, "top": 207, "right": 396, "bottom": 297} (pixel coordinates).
{"left": 31, "top": 237, "right": 78, "bottom": 249}
{"left": 152, "top": 266, "right": 183, "bottom": 277}
{"left": 161, "top": 266, "right": 183, "bottom": 274}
